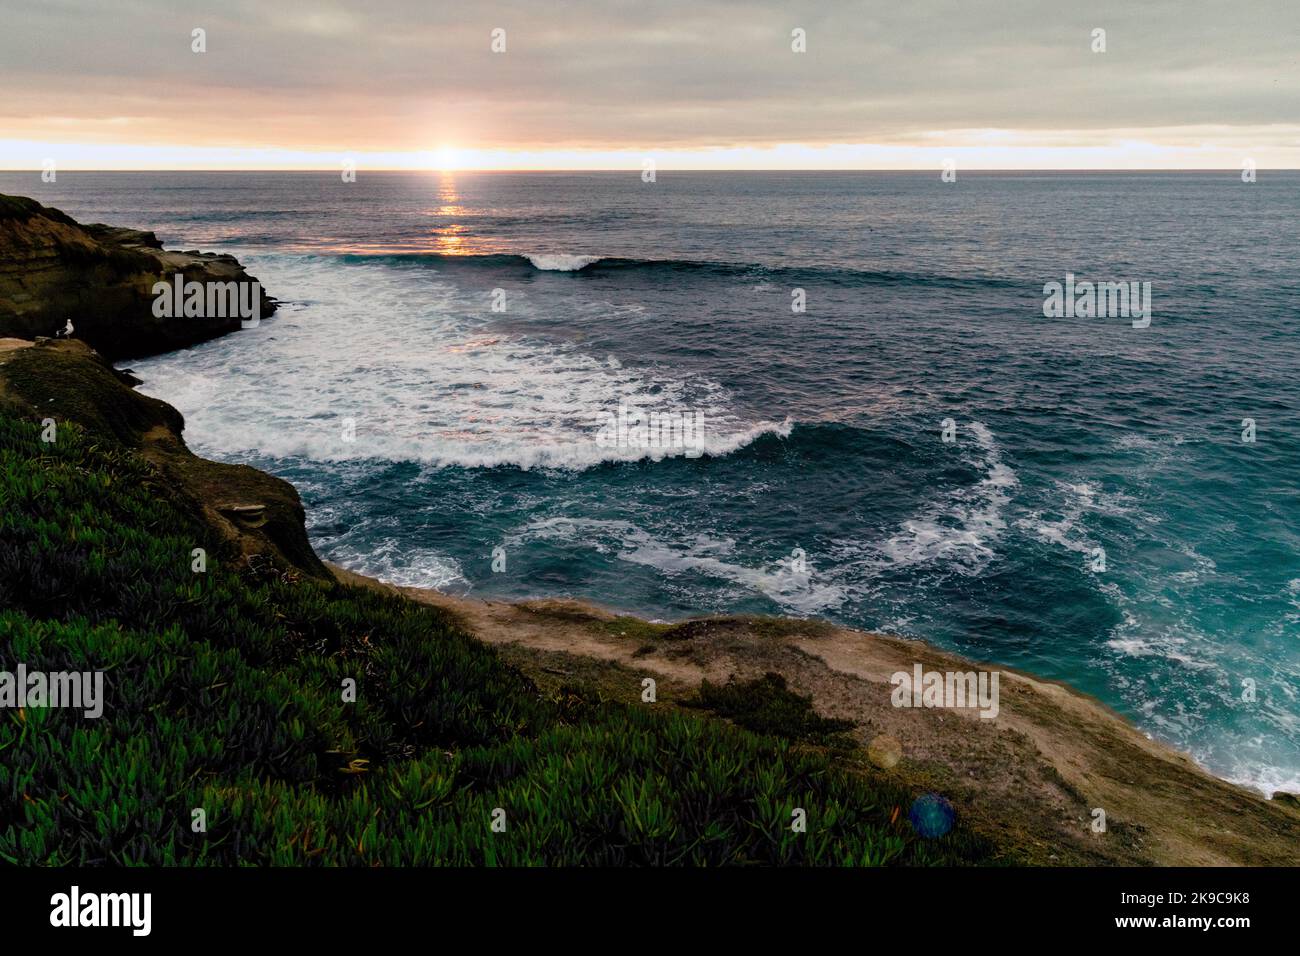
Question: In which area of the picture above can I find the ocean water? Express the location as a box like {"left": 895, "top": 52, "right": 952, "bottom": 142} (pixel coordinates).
{"left": 6, "top": 170, "right": 1298, "bottom": 796}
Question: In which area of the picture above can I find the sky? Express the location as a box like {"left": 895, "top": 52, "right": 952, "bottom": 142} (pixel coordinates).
{"left": 1, "top": 0, "right": 1297, "bottom": 170}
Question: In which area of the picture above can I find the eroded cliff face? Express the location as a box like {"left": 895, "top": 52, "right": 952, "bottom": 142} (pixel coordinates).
{"left": 0, "top": 194, "right": 275, "bottom": 360}
{"left": 0, "top": 337, "right": 327, "bottom": 580}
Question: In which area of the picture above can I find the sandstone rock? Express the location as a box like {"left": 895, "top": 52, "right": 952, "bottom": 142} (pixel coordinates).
{"left": 0, "top": 193, "right": 276, "bottom": 360}
{"left": 1273, "top": 791, "right": 1300, "bottom": 812}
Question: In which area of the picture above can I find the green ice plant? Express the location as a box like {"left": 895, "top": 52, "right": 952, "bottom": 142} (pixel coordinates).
{"left": 0, "top": 412, "right": 1000, "bottom": 866}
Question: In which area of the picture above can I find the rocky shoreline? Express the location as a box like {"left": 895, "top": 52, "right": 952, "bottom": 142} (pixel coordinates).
{"left": 1, "top": 193, "right": 1297, "bottom": 865}
{"left": 0, "top": 194, "right": 274, "bottom": 359}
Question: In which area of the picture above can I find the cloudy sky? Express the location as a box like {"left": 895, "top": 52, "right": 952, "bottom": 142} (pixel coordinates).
{"left": 1, "top": 0, "right": 1297, "bottom": 168}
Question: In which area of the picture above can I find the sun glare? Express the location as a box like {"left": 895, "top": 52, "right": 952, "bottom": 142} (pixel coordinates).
{"left": 433, "top": 146, "right": 460, "bottom": 171}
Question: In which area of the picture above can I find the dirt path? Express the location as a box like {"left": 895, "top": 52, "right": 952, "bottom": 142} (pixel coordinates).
{"left": 330, "top": 564, "right": 1300, "bottom": 866}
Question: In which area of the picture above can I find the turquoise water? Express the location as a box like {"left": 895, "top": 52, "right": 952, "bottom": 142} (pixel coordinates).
{"left": 7, "top": 170, "right": 1297, "bottom": 794}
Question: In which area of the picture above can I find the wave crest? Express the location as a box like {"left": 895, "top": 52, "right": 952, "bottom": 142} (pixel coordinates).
{"left": 205, "top": 417, "right": 795, "bottom": 471}
{"left": 332, "top": 250, "right": 1020, "bottom": 290}
{"left": 524, "top": 253, "right": 602, "bottom": 271}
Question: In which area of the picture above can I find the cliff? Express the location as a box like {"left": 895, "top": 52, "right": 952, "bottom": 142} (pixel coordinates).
{"left": 0, "top": 336, "right": 326, "bottom": 580}
{"left": 0, "top": 193, "right": 275, "bottom": 360}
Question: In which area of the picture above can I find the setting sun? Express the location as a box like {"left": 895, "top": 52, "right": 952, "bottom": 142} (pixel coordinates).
{"left": 433, "top": 146, "right": 459, "bottom": 171}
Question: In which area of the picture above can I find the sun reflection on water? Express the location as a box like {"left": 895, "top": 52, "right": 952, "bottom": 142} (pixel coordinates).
{"left": 428, "top": 172, "right": 476, "bottom": 255}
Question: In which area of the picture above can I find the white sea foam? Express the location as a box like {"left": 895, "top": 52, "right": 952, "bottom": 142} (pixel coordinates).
{"left": 328, "top": 540, "right": 467, "bottom": 590}
{"left": 511, "top": 516, "right": 848, "bottom": 615}
{"left": 1099, "top": 580, "right": 1300, "bottom": 797}
{"left": 524, "top": 253, "right": 601, "bottom": 271}
{"left": 1227, "top": 767, "right": 1300, "bottom": 799}
{"left": 505, "top": 420, "right": 1025, "bottom": 615}
{"left": 126, "top": 253, "right": 784, "bottom": 471}
{"left": 1015, "top": 480, "right": 1136, "bottom": 558}
{"left": 869, "top": 421, "right": 1018, "bottom": 575}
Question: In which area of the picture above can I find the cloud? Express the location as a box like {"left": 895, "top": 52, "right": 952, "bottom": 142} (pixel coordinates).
{"left": 0, "top": 0, "right": 1296, "bottom": 161}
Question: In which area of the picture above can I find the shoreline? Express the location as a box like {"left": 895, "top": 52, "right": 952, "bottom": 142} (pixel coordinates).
{"left": 330, "top": 560, "right": 1298, "bottom": 865}
{"left": 3, "top": 192, "right": 1297, "bottom": 865}
{"left": 329, "top": 557, "right": 1286, "bottom": 799}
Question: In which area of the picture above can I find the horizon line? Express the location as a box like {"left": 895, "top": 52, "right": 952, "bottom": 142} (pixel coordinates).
{"left": 4, "top": 167, "right": 1298, "bottom": 174}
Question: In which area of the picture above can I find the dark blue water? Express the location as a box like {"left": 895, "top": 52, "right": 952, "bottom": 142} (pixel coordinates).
{"left": 6, "top": 170, "right": 1297, "bottom": 794}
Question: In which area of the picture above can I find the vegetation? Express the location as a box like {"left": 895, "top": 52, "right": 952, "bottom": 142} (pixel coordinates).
{"left": 0, "top": 380, "right": 1000, "bottom": 865}
{"left": 0, "top": 194, "right": 75, "bottom": 224}
{"left": 689, "top": 672, "right": 857, "bottom": 747}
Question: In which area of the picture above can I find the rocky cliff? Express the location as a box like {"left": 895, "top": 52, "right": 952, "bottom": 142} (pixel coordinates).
{"left": 0, "top": 193, "right": 275, "bottom": 360}
{"left": 0, "top": 336, "right": 327, "bottom": 580}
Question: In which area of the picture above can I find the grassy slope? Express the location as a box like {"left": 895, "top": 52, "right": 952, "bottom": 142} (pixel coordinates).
{"left": 0, "top": 346, "right": 1002, "bottom": 866}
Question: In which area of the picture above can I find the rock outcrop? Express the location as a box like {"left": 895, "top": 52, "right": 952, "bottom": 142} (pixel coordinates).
{"left": 0, "top": 193, "right": 275, "bottom": 360}
{"left": 0, "top": 337, "right": 326, "bottom": 580}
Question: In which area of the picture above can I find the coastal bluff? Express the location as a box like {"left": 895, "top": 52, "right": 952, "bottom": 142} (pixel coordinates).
{"left": 0, "top": 193, "right": 275, "bottom": 360}
{"left": 0, "top": 336, "right": 326, "bottom": 580}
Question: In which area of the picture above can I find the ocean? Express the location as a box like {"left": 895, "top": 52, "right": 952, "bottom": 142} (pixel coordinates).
{"left": 6, "top": 169, "right": 1297, "bottom": 796}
